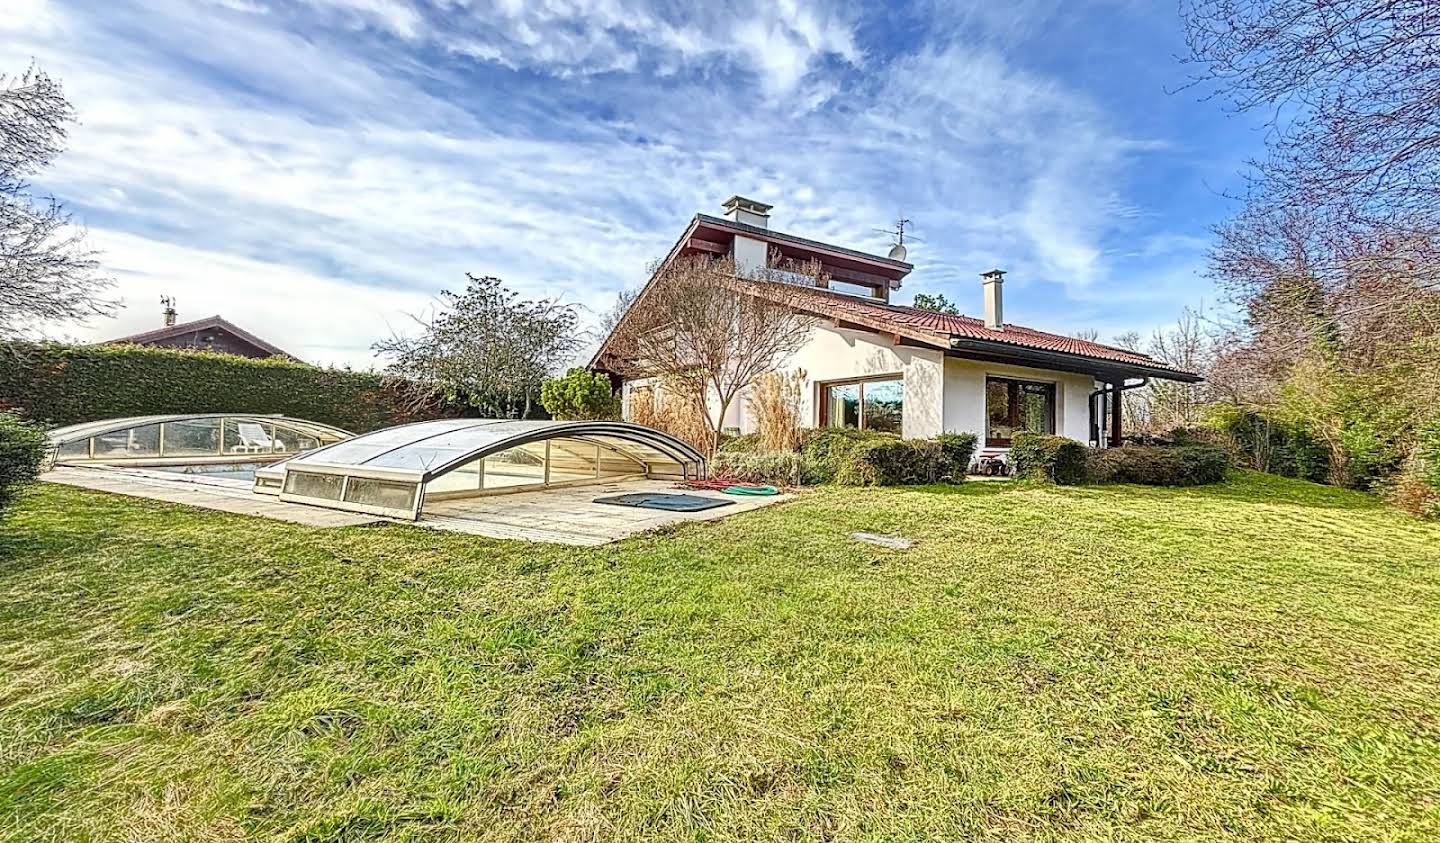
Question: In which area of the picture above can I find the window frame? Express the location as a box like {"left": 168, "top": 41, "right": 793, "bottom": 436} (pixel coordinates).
{"left": 985, "top": 376, "right": 1056, "bottom": 447}
{"left": 816, "top": 374, "right": 905, "bottom": 433}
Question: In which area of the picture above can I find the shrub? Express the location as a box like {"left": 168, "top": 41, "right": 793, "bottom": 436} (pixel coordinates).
{"left": 799, "top": 427, "right": 887, "bottom": 483}
{"left": 830, "top": 433, "right": 977, "bottom": 487}
{"left": 1010, "top": 432, "right": 1088, "bottom": 485}
{"left": 710, "top": 449, "right": 806, "bottom": 486}
{"left": 0, "top": 413, "right": 47, "bottom": 514}
{"left": 0, "top": 342, "right": 463, "bottom": 432}
{"left": 540, "top": 368, "right": 619, "bottom": 420}
{"left": 1419, "top": 417, "right": 1440, "bottom": 496}
{"left": 934, "top": 432, "right": 978, "bottom": 482}
{"left": 717, "top": 433, "right": 765, "bottom": 455}
{"left": 833, "top": 438, "right": 927, "bottom": 486}
{"left": 1087, "top": 444, "right": 1231, "bottom": 486}
{"left": 1204, "top": 403, "right": 1329, "bottom": 483}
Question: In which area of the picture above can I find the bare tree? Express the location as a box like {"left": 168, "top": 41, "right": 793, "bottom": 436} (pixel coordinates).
{"left": 0, "top": 65, "right": 112, "bottom": 335}
{"left": 596, "top": 287, "right": 638, "bottom": 338}
{"left": 605, "top": 252, "right": 820, "bottom": 454}
{"left": 375, "top": 274, "right": 582, "bottom": 418}
{"left": 1145, "top": 307, "right": 1215, "bottom": 430}
{"left": 1182, "top": 0, "right": 1440, "bottom": 241}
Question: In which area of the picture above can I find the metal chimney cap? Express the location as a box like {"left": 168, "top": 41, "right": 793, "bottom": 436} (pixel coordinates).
{"left": 980, "top": 268, "right": 1006, "bottom": 280}
{"left": 722, "top": 195, "right": 773, "bottom": 215}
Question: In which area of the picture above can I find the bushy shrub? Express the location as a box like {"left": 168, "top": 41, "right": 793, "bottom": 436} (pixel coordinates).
{"left": 832, "top": 438, "right": 927, "bottom": 486}
{"left": 1420, "top": 417, "right": 1440, "bottom": 496}
{"left": 716, "top": 433, "right": 764, "bottom": 455}
{"left": 1010, "top": 432, "right": 1088, "bottom": 485}
{"left": 0, "top": 342, "right": 464, "bottom": 432}
{"left": 799, "top": 427, "right": 887, "bottom": 483}
{"left": 934, "top": 432, "right": 978, "bottom": 482}
{"left": 1087, "top": 444, "right": 1231, "bottom": 487}
{"left": 0, "top": 413, "right": 47, "bottom": 514}
{"left": 540, "top": 368, "right": 619, "bottom": 420}
{"left": 1204, "top": 403, "right": 1328, "bottom": 483}
{"left": 710, "top": 449, "right": 807, "bottom": 486}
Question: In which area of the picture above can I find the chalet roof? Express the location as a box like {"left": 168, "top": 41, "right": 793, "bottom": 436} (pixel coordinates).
{"left": 104, "top": 315, "right": 294, "bottom": 359}
{"left": 591, "top": 203, "right": 1199, "bottom": 383}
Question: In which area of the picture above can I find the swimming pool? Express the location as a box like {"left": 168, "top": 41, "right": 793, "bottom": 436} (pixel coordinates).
{"left": 149, "top": 462, "right": 263, "bottom": 481}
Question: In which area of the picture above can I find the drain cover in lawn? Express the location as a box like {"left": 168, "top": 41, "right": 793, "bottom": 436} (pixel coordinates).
{"left": 593, "top": 493, "right": 734, "bottom": 512}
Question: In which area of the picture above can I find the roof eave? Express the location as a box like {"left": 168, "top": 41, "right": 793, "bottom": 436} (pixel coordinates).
{"left": 943, "top": 336, "right": 1203, "bottom": 383}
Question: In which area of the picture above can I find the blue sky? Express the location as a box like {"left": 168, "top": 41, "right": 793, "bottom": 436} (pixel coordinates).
{"left": 3, "top": 0, "right": 1261, "bottom": 367}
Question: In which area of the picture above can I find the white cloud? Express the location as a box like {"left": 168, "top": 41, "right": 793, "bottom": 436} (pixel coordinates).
{"left": 0, "top": 0, "right": 57, "bottom": 32}
{"left": 1, "top": 0, "right": 1206, "bottom": 368}
{"left": 70, "top": 229, "right": 435, "bottom": 368}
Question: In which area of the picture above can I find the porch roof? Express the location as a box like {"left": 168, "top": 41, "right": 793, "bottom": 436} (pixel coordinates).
{"left": 751, "top": 283, "right": 1202, "bottom": 383}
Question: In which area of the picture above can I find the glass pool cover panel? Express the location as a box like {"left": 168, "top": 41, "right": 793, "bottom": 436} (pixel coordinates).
{"left": 272, "top": 419, "right": 707, "bottom": 518}
{"left": 47, "top": 414, "right": 352, "bottom": 466}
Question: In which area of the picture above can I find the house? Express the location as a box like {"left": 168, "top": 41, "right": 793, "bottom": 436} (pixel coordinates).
{"left": 101, "top": 301, "right": 297, "bottom": 361}
{"left": 593, "top": 196, "right": 1200, "bottom": 453}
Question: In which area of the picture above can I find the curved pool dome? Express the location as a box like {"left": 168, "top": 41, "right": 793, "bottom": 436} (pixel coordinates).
{"left": 255, "top": 419, "right": 707, "bottom": 520}
{"left": 46, "top": 414, "right": 352, "bottom": 468}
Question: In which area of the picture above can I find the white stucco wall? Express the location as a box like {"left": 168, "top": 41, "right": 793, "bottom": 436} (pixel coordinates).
{"left": 778, "top": 324, "right": 945, "bottom": 439}
{"left": 620, "top": 327, "right": 1098, "bottom": 445}
{"left": 942, "top": 357, "right": 1097, "bottom": 445}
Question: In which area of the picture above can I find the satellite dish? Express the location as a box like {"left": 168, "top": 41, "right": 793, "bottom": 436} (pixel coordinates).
{"left": 888, "top": 243, "right": 908, "bottom": 261}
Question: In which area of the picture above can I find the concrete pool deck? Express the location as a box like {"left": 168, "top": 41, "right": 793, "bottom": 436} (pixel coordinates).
{"left": 41, "top": 466, "right": 790, "bottom": 545}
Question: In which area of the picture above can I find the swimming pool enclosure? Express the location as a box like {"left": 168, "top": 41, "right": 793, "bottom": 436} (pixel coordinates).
{"left": 45, "top": 414, "right": 352, "bottom": 467}
{"left": 254, "top": 419, "right": 707, "bottom": 519}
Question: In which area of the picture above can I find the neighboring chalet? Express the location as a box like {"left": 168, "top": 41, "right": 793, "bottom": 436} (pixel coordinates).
{"left": 593, "top": 196, "right": 1200, "bottom": 454}
{"left": 101, "top": 302, "right": 296, "bottom": 361}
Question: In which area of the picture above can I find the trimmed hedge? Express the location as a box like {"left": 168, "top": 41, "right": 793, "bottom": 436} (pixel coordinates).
{"left": 1010, "top": 432, "right": 1089, "bottom": 485}
{"left": 715, "top": 429, "right": 978, "bottom": 487}
{"left": 1088, "top": 444, "right": 1231, "bottom": 487}
{"left": 0, "top": 413, "right": 47, "bottom": 514}
{"left": 710, "top": 449, "right": 806, "bottom": 486}
{"left": 0, "top": 342, "right": 467, "bottom": 432}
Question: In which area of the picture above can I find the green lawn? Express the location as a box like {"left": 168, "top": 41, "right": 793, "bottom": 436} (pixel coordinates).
{"left": 2, "top": 474, "right": 1439, "bottom": 841}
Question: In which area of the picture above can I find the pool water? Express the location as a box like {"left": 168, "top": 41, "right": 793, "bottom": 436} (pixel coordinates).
{"left": 150, "top": 462, "right": 262, "bottom": 481}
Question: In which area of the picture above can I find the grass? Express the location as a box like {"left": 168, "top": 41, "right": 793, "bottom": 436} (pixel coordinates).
{"left": 1, "top": 472, "right": 1438, "bottom": 841}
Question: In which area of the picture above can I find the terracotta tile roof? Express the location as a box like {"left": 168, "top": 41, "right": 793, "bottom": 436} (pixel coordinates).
{"left": 762, "top": 283, "right": 1200, "bottom": 381}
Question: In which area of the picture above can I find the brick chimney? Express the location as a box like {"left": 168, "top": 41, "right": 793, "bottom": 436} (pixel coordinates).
{"left": 161, "top": 295, "right": 177, "bottom": 327}
{"left": 980, "top": 269, "right": 1005, "bottom": 329}
{"left": 722, "top": 195, "right": 771, "bottom": 276}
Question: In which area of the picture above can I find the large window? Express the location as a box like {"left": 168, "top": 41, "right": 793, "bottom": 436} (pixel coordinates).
{"left": 986, "top": 377, "right": 1055, "bottom": 446}
{"left": 820, "top": 377, "right": 903, "bottom": 433}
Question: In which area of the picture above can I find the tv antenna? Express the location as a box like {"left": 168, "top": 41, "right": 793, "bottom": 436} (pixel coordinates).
{"left": 874, "top": 215, "right": 919, "bottom": 261}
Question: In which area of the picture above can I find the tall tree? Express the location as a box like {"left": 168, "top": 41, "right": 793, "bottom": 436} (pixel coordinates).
{"left": 910, "top": 292, "right": 960, "bottom": 314}
{"left": 605, "top": 252, "right": 820, "bottom": 454}
{"left": 374, "top": 274, "right": 581, "bottom": 418}
{"left": 0, "top": 65, "right": 112, "bottom": 335}
{"left": 1182, "top": 0, "right": 1440, "bottom": 243}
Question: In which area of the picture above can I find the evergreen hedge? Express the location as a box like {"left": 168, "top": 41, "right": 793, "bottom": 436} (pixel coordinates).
{"left": 1010, "top": 432, "right": 1089, "bottom": 485}
{"left": 1088, "top": 444, "right": 1231, "bottom": 487}
{"left": 0, "top": 413, "right": 46, "bottom": 514}
{"left": 0, "top": 342, "right": 466, "bottom": 432}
